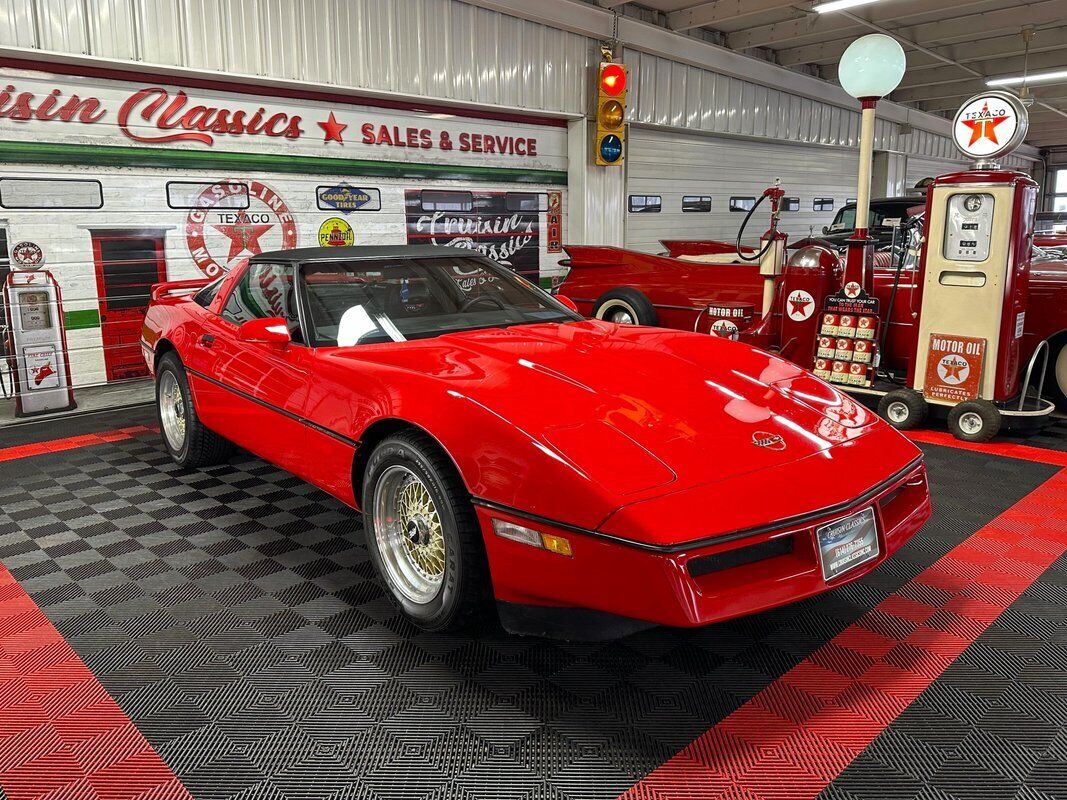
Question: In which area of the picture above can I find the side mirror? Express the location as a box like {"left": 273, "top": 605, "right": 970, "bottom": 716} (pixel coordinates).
{"left": 555, "top": 294, "right": 579, "bottom": 313}
{"left": 822, "top": 226, "right": 830, "bottom": 235}
{"left": 238, "top": 317, "right": 291, "bottom": 345}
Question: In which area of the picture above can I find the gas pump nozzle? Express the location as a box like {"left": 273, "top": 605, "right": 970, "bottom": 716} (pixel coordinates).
{"left": 758, "top": 180, "right": 789, "bottom": 318}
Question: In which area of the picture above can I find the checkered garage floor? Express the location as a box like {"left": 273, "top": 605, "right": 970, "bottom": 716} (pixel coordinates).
{"left": 1, "top": 406, "right": 1066, "bottom": 800}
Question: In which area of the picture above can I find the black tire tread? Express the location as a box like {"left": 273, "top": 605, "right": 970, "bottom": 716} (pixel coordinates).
{"left": 367, "top": 429, "right": 492, "bottom": 632}
{"left": 947, "top": 399, "right": 1001, "bottom": 443}
{"left": 593, "top": 287, "right": 658, "bottom": 326}
{"left": 157, "top": 352, "right": 235, "bottom": 469}
{"left": 878, "top": 388, "right": 928, "bottom": 431}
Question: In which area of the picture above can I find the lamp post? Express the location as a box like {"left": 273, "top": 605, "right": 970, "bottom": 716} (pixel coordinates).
{"left": 837, "top": 34, "right": 906, "bottom": 295}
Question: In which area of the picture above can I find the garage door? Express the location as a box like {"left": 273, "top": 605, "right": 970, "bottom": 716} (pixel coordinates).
{"left": 624, "top": 127, "right": 860, "bottom": 253}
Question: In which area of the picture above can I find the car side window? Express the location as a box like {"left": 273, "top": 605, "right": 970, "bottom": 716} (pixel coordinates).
{"left": 221, "top": 262, "right": 303, "bottom": 342}
{"left": 193, "top": 278, "right": 223, "bottom": 308}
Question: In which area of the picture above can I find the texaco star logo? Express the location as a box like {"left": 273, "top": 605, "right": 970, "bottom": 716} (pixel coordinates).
{"left": 186, "top": 180, "right": 297, "bottom": 277}
{"left": 786, "top": 289, "right": 815, "bottom": 321}
{"left": 843, "top": 281, "right": 862, "bottom": 299}
{"left": 710, "top": 319, "right": 740, "bottom": 339}
{"left": 961, "top": 101, "right": 1007, "bottom": 147}
{"left": 937, "top": 354, "right": 970, "bottom": 385}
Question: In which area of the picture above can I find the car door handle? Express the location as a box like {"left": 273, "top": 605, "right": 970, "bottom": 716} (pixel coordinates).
{"left": 199, "top": 334, "right": 215, "bottom": 348}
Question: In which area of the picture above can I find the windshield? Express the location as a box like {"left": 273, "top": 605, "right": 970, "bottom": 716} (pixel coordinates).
{"left": 300, "top": 255, "right": 580, "bottom": 346}
{"left": 828, "top": 206, "right": 905, "bottom": 232}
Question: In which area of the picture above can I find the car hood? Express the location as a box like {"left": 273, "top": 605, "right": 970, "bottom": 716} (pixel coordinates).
{"left": 321, "top": 321, "right": 883, "bottom": 507}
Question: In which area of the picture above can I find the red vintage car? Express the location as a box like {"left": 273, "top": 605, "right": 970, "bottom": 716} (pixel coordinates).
{"left": 560, "top": 235, "right": 1067, "bottom": 406}
{"left": 142, "top": 245, "right": 930, "bottom": 639}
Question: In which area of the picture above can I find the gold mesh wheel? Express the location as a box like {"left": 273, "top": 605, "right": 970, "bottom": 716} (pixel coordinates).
{"left": 372, "top": 465, "right": 446, "bottom": 604}
{"left": 158, "top": 370, "right": 187, "bottom": 452}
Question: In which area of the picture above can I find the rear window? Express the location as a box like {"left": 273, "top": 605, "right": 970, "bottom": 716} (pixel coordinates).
{"left": 194, "top": 278, "right": 224, "bottom": 307}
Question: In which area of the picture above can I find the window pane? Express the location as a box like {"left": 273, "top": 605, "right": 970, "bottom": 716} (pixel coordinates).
{"left": 505, "top": 192, "right": 548, "bottom": 212}
{"left": 814, "top": 197, "right": 835, "bottom": 212}
{"left": 421, "top": 190, "right": 473, "bottom": 212}
{"left": 730, "top": 197, "right": 756, "bottom": 212}
{"left": 223, "top": 263, "right": 302, "bottom": 340}
{"left": 167, "top": 181, "right": 249, "bottom": 210}
{"left": 0, "top": 178, "right": 103, "bottom": 209}
{"left": 1055, "top": 169, "right": 1067, "bottom": 194}
{"left": 301, "top": 257, "right": 574, "bottom": 347}
{"left": 97, "top": 238, "right": 160, "bottom": 310}
{"left": 1054, "top": 196, "right": 1067, "bottom": 213}
{"left": 783, "top": 197, "right": 799, "bottom": 212}
{"left": 628, "top": 195, "right": 662, "bottom": 213}
{"left": 682, "top": 196, "right": 711, "bottom": 212}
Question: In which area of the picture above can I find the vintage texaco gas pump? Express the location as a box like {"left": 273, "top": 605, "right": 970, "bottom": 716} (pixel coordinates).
{"left": 3, "top": 269, "right": 76, "bottom": 417}
{"left": 881, "top": 90, "right": 1054, "bottom": 441}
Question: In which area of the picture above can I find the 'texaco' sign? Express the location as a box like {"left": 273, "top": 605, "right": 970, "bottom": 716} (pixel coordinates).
{"left": 952, "top": 90, "right": 1028, "bottom": 162}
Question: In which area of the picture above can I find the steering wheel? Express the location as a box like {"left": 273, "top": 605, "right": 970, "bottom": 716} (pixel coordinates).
{"left": 460, "top": 293, "right": 507, "bottom": 312}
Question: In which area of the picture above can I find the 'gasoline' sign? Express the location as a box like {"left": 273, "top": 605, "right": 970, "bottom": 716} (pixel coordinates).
{"left": 923, "top": 333, "right": 986, "bottom": 403}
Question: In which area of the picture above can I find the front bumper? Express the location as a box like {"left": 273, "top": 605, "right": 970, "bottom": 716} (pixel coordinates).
{"left": 478, "top": 458, "right": 930, "bottom": 636}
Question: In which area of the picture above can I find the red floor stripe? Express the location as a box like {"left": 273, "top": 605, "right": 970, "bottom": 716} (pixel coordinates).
{"left": 620, "top": 458, "right": 1067, "bottom": 800}
{"left": 0, "top": 426, "right": 156, "bottom": 463}
{"left": 0, "top": 565, "right": 191, "bottom": 800}
{"left": 906, "top": 429, "right": 1067, "bottom": 467}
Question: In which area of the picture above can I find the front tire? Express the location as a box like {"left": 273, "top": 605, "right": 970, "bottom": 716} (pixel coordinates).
{"left": 362, "top": 431, "right": 490, "bottom": 632}
{"left": 593, "top": 288, "right": 658, "bottom": 326}
{"left": 155, "top": 352, "right": 234, "bottom": 468}
{"left": 948, "top": 399, "right": 1001, "bottom": 443}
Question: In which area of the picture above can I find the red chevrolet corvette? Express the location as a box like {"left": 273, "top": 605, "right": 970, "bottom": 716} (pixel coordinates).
{"left": 142, "top": 245, "right": 931, "bottom": 639}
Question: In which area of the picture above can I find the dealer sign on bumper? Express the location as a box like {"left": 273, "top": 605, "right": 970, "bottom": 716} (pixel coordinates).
{"left": 817, "top": 507, "right": 880, "bottom": 581}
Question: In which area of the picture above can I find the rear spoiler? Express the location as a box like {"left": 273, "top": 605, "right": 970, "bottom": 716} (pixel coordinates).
{"left": 151, "top": 278, "right": 212, "bottom": 302}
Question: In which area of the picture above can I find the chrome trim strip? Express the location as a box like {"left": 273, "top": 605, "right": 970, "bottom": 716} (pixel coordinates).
{"left": 185, "top": 366, "right": 359, "bottom": 448}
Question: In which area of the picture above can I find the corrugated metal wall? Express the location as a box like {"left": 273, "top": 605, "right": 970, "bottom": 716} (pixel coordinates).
{"left": 0, "top": 0, "right": 1025, "bottom": 170}
{"left": 0, "top": 0, "right": 592, "bottom": 114}
{"left": 625, "top": 126, "right": 860, "bottom": 252}
{"left": 626, "top": 50, "right": 895, "bottom": 153}
{"left": 626, "top": 50, "right": 1033, "bottom": 170}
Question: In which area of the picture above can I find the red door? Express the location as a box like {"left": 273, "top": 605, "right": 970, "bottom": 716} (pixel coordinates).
{"left": 91, "top": 232, "right": 168, "bottom": 382}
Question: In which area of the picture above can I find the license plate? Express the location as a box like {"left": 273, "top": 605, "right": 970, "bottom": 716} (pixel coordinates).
{"left": 816, "top": 507, "right": 879, "bottom": 581}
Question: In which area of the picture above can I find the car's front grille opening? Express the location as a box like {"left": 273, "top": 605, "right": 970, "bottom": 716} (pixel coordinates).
{"left": 688, "top": 534, "right": 794, "bottom": 578}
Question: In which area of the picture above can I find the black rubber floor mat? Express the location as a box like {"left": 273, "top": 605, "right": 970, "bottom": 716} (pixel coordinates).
{"left": 0, "top": 403, "right": 155, "bottom": 448}
{"left": 0, "top": 431, "right": 1059, "bottom": 799}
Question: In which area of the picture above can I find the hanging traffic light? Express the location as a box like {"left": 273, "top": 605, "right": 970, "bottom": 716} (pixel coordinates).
{"left": 595, "top": 62, "right": 627, "bottom": 166}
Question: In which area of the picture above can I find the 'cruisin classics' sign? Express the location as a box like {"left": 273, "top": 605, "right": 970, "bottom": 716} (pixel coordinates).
{"left": 0, "top": 69, "right": 566, "bottom": 171}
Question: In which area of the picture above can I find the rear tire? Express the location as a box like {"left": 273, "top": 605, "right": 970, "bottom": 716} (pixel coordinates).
{"left": 947, "top": 399, "right": 1001, "bottom": 443}
{"left": 878, "top": 389, "right": 928, "bottom": 431}
{"left": 155, "top": 352, "right": 234, "bottom": 468}
{"left": 593, "top": 288, "right": 658, "bottom": 326}
{"left": 362, "top": 430, "right": 490, "bottom": 632}
{"left": 1049, "top": 340, "right": 1067, "bottom": 408}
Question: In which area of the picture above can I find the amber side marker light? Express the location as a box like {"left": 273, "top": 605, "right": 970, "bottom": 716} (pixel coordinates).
{"left": 492, "top": 519, "right": 573, "bottom": 556}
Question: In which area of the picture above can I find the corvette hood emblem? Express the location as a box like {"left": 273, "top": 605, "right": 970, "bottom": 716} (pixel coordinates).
{"left": 752, "top": 431, "right": 786, "bottom": 451}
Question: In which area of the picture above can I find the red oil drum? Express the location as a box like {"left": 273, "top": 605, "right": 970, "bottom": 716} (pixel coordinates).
{"left": 704, "top": 301, "right": 755, "bottom": 339}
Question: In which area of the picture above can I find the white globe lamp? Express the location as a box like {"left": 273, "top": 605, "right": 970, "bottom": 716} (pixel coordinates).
{"left": 838, "top": 34, "right": 906, "bottom": 100}
{"left": 837, "top": 34, "right": 907, "bottom": 293}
